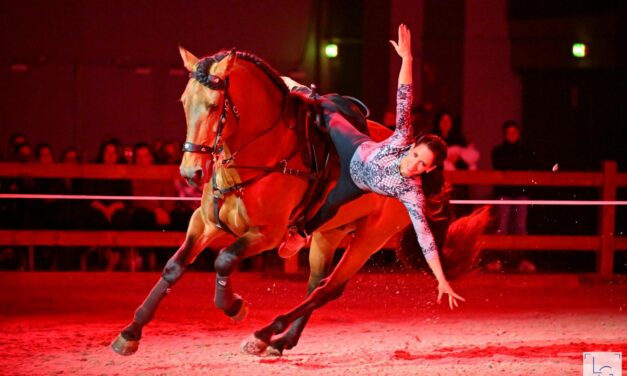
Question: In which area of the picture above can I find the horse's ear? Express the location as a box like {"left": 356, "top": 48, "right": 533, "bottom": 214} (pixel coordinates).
{"left": 179, "top": 46, "right": 199, "bottom": 72}
{"left": 212, "top": 49, "right": 237, "bottom": 77}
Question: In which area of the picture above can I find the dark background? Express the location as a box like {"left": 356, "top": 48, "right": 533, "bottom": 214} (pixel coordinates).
{"left": 1, "top": 0, "right": 625, "bottom": 170}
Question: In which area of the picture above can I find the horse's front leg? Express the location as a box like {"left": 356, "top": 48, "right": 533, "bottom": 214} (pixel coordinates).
{"left": 111, "top": 209, "right": 224, "bottom": 355}
{"left": 213, "top": 226, "right": 283, "bottom": 319}
{"left": 266, "top": 229, "right": 346, "bottom": 356}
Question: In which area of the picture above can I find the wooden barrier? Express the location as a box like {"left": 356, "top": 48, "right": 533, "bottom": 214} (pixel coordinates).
{"left": 0, "top": 162, "right": 180, "bottom": 180}
{"left": 1, "top": 161, "right": 626, "bottom": 275}
{"left": 0, "top": 230, "right": 186, "bottom": 272}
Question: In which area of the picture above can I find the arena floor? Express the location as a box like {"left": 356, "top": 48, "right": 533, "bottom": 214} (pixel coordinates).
{"left": 1, "top": 271, "right": 626, "bottom": 375}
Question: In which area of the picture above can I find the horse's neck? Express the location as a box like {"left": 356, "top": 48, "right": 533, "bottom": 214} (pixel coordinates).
{"left": 226, "top": 64, "right": 296, "bottom": 164}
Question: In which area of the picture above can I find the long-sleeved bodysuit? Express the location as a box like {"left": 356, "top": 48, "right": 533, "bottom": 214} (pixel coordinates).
{"left": 300, "top": 83, "right": 438, "bottom": 261}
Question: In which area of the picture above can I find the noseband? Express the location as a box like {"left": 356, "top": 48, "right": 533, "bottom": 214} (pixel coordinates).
{"left": 182, "top": 55, "right": 240, "bottom": 158}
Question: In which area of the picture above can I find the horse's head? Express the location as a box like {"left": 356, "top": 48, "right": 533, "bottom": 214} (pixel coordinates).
{"left": 178, "top": 47, "right": 288, "bottom": 187}
{"left": 178, "top": 47, "right": 237, "bottom": 186}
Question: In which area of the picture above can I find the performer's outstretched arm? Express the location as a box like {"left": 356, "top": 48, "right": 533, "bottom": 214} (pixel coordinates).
{"left": 390, "top": 23, "right": 413, "bottom": 86}
{"left": 400, "top": 186, "right": 466, "bottom": 310}
{"left": 389, "top": 24, "right": 414, "bottom": 146}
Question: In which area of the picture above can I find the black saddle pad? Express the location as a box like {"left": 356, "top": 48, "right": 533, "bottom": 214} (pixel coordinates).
{"left": 322, "top": 94, "right": 369, "bottom": 136}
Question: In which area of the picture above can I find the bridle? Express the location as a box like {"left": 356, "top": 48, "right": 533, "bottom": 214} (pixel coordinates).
{"left": 182, "top": 56, "right": 239, "bottom": 159}
{"left": 182, "top": 52, "right": 317, "bottom": 236}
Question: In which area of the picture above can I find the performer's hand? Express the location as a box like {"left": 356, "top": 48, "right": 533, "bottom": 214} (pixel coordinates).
{"left": 389, "top": 24, "right": 412, "bottom": 60}
{"left": 437, "top": 280, "right": 466, "bottom": 310}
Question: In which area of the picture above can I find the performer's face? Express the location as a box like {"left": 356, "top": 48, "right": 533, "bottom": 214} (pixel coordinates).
{"left": 400, "top": 143, "right": 436, "bottom": 177}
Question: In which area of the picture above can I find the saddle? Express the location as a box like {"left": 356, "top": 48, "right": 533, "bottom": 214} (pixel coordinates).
{"left": 290, "top": 85, "right": 371, "bottom": 135}
{"left": 286, "top": 88, "right": 371, "bottom": 227}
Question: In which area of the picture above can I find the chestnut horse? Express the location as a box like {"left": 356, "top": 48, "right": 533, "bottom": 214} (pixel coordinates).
{"left": 111, "top": 48, "right": 489, "bottom": 356}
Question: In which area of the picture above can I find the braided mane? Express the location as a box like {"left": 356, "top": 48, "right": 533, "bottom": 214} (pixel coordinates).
{"left": 197, "top": 49, "right": 289, "bottom": 97}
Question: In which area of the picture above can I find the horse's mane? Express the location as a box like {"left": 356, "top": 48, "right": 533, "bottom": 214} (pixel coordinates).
{"left": 201, "top": 50, "right": 368, "bottom": 132}
{"left": 208, "top": 49, "right": 289, "bottom": 98}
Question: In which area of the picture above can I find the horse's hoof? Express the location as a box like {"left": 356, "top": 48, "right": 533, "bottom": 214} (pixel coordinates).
{"left": 240, "top": 334, "right": 268, "bottom": 355}
{"left": 265, "top": 345, "right": 283, "bottom": 357}
{"left": 111, "top": 333, "right": 139, "bottom": 356}
{"left": 226, "top": 294, "right": 248, "bottom": 322}
{"left": 230, "top": 302, "right": 249, "bottom": 321}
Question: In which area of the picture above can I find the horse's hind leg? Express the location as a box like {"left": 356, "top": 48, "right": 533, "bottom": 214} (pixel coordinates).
{"left": 111, "top": 209, "right": 224, "bottom": 355}
{"left": 267, "top": 229, "right": 346, "bottom": 356}
{"left": 243, "top": 214, "right": 399, "bottom": 355}
{"left": 213, "top": 226, "right": 283, "bottom": 319}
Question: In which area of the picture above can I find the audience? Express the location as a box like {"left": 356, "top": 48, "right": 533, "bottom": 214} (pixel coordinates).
{"left": 31, "top": 144, "right": 65, "bottom": 269}
{"left": 487, "top": 120, "right": 536, "bottom": 273}
{"left": 76, "top": 138, "right": 132, "bottom": 270}
{"left": 0, "top": 134, "right": 197, "bottom": 271}
{"left": 433, "top": 110, "right": 479, "bottom": 216}
{"left": 409, "top": 102, "right": 430, "bottom": 135}
{"left": 0, "top": 134, "right": 32, "bottom": 269}
{"left": 156, "top": 139, "right": 183, "bottom": 165}
{"left": 129, "top": 142, "right": 177, "bottom": 270}
{"left": 5, "top": 132, "right": 28, "bottom": 161}
{"left": 13, "top": 142, "right": 34, "bottom": 163}
{"left": 0, "top": 117, "right": 619, "bottom": 274}
{"left": 492, "top": 121, "right": 530, "bottom": 235}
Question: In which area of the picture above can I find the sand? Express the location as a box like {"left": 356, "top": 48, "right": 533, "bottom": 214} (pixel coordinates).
{"left": 1, "top": 271, "right": 625, "bottom": 375}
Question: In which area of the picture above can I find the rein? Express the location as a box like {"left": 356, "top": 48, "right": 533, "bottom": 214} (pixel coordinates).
{"left": 184, "top": 52, "right": 316, "bottom": 236}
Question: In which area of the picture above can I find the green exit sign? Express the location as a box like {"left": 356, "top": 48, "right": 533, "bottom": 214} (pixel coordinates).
{"left": 572, "top": 43, "right": 587, "bottom": 58}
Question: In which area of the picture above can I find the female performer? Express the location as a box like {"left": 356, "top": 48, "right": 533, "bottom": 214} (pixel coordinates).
{"left": 280, "top": 24, "right": 464, "bottom": 309}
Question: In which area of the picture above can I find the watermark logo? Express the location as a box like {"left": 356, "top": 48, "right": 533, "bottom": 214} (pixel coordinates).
{"left": 583, "top": 352, "right": 622, "bottom": 376}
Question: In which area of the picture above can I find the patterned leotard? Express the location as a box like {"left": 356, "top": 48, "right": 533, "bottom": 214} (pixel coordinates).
{"left": 349, "top": 84, "right": 438, "bottom": 261}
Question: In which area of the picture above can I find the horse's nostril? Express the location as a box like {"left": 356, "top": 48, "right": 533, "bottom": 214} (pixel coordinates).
{"left": 185, "top": 169, "right": 204, "bottom": 187}
{"left": 192, "top": 169, "right": 204, "bottom": 185}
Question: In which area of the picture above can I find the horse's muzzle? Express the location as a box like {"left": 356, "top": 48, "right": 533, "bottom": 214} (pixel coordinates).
{"left": 180, "top": 165, "right": 208, "bottom": 187}
{"left": 180, "top": 154, "right": 213, "bottom": 187}
{"left": 187, "top": 169, "right": 204, "bottom": 187}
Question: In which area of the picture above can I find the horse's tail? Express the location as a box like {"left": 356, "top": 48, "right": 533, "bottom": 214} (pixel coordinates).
{"left": 397, "top": 205, "right": 492, "bottom": 281}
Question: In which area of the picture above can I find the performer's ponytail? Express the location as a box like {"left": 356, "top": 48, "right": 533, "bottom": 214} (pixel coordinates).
{"left": 416, "top": 134, "right": 451, "bottom": 221}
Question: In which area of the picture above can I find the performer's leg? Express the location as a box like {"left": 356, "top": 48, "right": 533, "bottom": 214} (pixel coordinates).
{"left": 302, "top": 111, "right": 369, "bottom": 233}
{"left": 278, "top": 106, "right": 368, "bottom": 257}
{"left": 324, "top": 111, "right": 370, "bottom": 166}
{"left": 305, "top": 174, "right": 364, "bottom": 234}
{"left": 496, "top": 195, "right": 512, "bottom": 234}
{"left": 279, "top": 170, "right": 364, "bottom": 259}
{"left": 513, "top": 195, "right": 529, "bottom": 235}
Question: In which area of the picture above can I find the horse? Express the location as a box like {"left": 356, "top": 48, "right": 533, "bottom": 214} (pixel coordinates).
{"left": 111, "top": 47, "right": 490, "bottom": 357}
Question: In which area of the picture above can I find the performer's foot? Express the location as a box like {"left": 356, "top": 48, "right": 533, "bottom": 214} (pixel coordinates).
{"left": 278, "top": 230, "right": 308, "bottom": 259}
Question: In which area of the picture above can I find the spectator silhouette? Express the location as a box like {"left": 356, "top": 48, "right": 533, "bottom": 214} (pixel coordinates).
{"left": 489, "top": 120, "right": 536, "bottom": 273}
